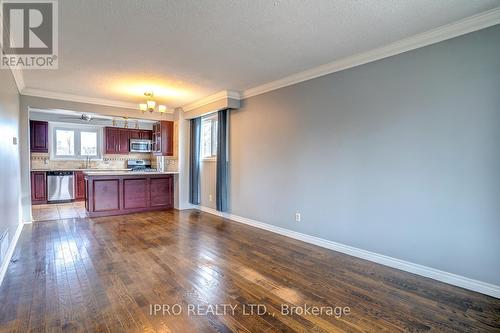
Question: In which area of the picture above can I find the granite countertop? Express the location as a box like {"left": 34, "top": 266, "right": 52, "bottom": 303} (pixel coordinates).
{"left": 83, "top": 170, "right": 179, "bottom": 176}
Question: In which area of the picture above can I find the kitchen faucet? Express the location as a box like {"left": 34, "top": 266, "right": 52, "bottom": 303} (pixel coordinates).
{"left": 85, "top": 156, "right": 90, "bottom": 169}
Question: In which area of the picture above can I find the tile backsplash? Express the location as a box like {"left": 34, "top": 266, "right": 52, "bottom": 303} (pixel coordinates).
{"left": 31, "top": 152, "right": 177, "bottom": 171}
{"left": 151, "top": 156, "right": 179, "bottom": 172}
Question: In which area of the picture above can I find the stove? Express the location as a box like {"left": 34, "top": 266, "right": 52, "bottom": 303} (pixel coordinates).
{"left": 127, "top": 159, "right": 155, "bottom": 172}
{"left": 131, "top": 168, "right": 158, "bottom": 172}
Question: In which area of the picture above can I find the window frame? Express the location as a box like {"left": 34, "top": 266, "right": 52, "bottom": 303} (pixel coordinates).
{"left": 49, "top": 122, "right": 104, "bottom": 160}
{"left": 200, "top": 114, "right": 218, "bottom": 161}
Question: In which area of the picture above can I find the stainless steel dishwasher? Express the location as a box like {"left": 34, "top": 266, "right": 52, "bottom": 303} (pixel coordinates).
{"left": 47, "top": 171, "right": 75, "bottom": 202}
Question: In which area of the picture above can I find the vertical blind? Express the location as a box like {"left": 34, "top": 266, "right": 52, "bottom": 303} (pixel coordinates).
{"left": 189, "top": 117, "right": 201, "bottom": 205}
{"left": 216, "top": 109, "right": 229, "bottom": 212}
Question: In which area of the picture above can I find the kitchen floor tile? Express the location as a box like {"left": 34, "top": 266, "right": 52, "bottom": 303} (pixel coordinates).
{"left": 32, "top": 201, "right": 87, "bottom": 221}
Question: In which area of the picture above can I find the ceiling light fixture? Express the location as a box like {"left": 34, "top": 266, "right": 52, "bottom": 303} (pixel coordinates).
{"left": 139, "top": 90, "right": 168, "bottom": 114}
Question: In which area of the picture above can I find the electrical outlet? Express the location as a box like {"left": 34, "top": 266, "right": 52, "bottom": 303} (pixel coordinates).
{"left": 209, "top": 194, "right": 213, "bottom": 202}
{"left": 295, "top": 212, "right": 301, "bottom": 222}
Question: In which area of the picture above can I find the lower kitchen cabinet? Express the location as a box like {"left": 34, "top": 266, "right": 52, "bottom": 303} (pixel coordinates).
{"left": 74, "top": 171, "right": 86, "bottom": 200}
{"left": 85, "top": 173, "right": 174, "bottom": 217}
{"left": 31, "top": 171, "right": 47, "bottom": 204}
{"left": 150, "top": 177, "right": 174, "bottom": 207}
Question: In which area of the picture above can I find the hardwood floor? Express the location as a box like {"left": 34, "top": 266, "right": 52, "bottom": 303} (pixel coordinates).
{"left": 0, "top": 210, "right": 499, "bottom": 332}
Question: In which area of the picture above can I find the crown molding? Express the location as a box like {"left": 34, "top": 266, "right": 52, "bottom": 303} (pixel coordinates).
{"left": 182, "top": 90, "right": 241, "bottom": 112}
{"left": 242, "top": 7, "right": 500, "bottom": 99}
{"left": 11, "top": 8, "right": 500, "bottom": 109}
{"left": 21, "top": 88, "right": 139, "bottom": 109}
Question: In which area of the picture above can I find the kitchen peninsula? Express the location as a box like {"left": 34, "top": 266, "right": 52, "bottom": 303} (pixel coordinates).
{"left": 84, "top": 170, "right": 177, "bottom": 217}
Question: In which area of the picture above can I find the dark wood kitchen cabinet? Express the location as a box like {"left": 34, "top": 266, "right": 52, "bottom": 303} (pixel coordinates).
{"left": 121, "top": 129, "right": 152, "bottom": 140}
{"left": 129, "top": 130, "right": 152, "bottom": 140}
{"left": 84, "top": 173, "right": 174, "bottom": 217}
{"left": 152, "top": 121, "right": 174, "bottom": 156}
{"left": 31, "top": 171, "right": 47, "bottom": 204}
{"left": 129, "top": 129, "right": 141, "bottom": 140}
{"left": 104, "top": 127, "right": 130, "bottom": 154}
{"left": 139, "top": 130, "right": 152, "bottom": 140}
{"left": 150, "top": 176, "right": 174, "bottom": 207}
{"left": 118, "top": 129, "right": 130, "bottom": 154}
{"left": 74, "top": 171, "right": 85, "bottom": 200}
{"left": 104, "top": 127, "right": 120, "bottom": 154}
{"left": 30, "top": 120, "right": 48, "bottom": 153}
{"left": 104, "top": 128, "right": 153, "bottom": 154}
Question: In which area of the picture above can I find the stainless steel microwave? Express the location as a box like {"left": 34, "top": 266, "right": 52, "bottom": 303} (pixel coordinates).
{"left": 130, "top": 139, "right": 152, "bottom": 153}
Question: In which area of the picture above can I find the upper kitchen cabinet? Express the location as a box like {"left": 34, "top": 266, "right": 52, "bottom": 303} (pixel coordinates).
{"left": 129, "top": 129, "right": 152, "bottom": 140}
{"left": 104, "top": 127, "right": 153, "bottom": 154}
{"left": 104, "top": 127, "right": 130, "bottom": 154}
{"left": 30, "top": 120, "right": 48, "bottom": 153}
{"left": 118, "top": 129, "right": 130, "bottom": 154}
{"left": 129, "top": 130, "right": 141, "bottom": 140}
{"left": 104, "top": 127, "right": 120, "bottom": 154}
{"left": 152, "top": 121, "right": 174, "bottom": 156}
{"left": 139, "top": 130, "right": 153, "bottom": 140}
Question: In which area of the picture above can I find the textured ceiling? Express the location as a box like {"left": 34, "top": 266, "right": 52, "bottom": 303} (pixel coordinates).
{"left": 21, "top": 0, "right": 500, "bottom": 108}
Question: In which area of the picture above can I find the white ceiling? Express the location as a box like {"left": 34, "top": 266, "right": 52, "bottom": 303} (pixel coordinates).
{"left": 20, "top": 0, "right": 500, "bottom": 108}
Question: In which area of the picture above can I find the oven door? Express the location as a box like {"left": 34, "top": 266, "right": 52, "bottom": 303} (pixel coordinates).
{"left": 130, "top": 139, "right": 152, "bottom": 152}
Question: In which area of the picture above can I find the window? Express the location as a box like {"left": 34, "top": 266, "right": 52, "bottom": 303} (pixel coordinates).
{"left": 80, "top": 131, "right": 97, "bottom": 156}
{"left": 201, "top": 115, "right": 218, "bottom": 160}
{"left": 55, "top": 129, "right": 74, "bottom": 156}
{"left": 51, "top": 124, "right": 102, "bottom": 159}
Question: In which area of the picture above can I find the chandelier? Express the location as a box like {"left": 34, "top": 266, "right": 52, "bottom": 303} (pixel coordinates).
{"left": 139, "top": 90, "right": 167, "bottom": 113}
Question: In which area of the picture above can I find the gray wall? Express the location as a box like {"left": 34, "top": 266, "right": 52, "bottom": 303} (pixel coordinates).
{"left": 200, "top": 161, "right": 217, "bottom": 209}
{"left": 222, "top": 25, "right": 500, "bottom": 285}
{"left": 0, "top": 67, "right": 21, "bottom": 267}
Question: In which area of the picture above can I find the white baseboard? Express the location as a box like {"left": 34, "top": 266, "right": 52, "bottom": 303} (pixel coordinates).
{"left": 0, "top": 221, "right": 24, "bottom": 286}
{"left": 195, "top": 205, "right": 500, "bottom": 299}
